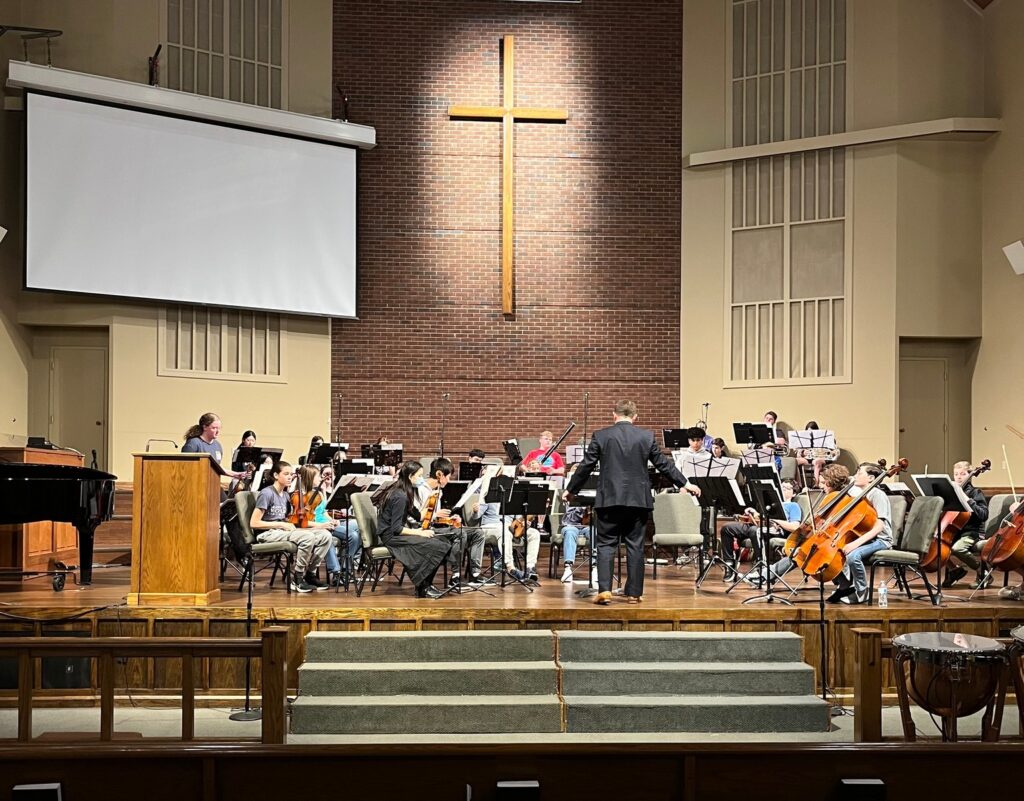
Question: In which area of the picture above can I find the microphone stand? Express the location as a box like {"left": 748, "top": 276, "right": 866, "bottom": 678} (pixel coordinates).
{"left": 582, "top": 393, "right": 590, "bottom": 449}
{"left": 439, "top": 393, "right": 449, "bottom": 458}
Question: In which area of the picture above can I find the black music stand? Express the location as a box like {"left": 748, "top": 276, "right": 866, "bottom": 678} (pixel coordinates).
{"left": 324, "top": 479, "right": 367, "bottom": 592}
{"left": 732, "top": 480, "right": 793, "bottom": 606}
{"left": 459, "top": 461, "right": 484, "bottom": 482}
{"left": 693, "top": 476, "right": 747, "bottom": 588}
{"left": 502, "top": 440, "right": 524, "bottom": 466}
{"left": 913, "top": 474, "right": 973, "bottom": 605}
{"left": 733, "top": 422, "right": 773, "bottom": 450}
{"left": 337, "top": 460, "right": 371, "bottom": 475}
{"left": 308, "top": 444, "right": 347, "bottom": 465}
{"left": 486, "top": 477, "right": 551, "bottom": 591}
{"left": 566, "top": 473, "right": 601, "bottom": 597}
{"left": 232, "top": 446, "right": 283, "bottom": 472}
{"left": 662, "top": 429, "right": 689, "bottom": 449}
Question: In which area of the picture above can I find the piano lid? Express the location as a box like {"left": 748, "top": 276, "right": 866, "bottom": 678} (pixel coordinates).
{"left": 0, "top": 461, "right": 117, "bottom": 481}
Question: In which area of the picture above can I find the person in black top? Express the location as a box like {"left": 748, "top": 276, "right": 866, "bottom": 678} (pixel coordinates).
{"left": 371, "top": 460, "right": 452, "bottom": 599}
{"left": 563, "top": 400, "right": 698, "bottom": 605}
{"left": 943, "top": 460, "right": 991, "bottom": 589}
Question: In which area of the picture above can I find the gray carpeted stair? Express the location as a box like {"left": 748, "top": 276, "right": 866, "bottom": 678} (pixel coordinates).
{"left": 291, "top": 629, "right": 829, "bottom": 736}
{"left": 292, "top": 631, "right": 561, "bottom": 734}
{"left": 558, "top": 631, "right": 829, "bottom": 734}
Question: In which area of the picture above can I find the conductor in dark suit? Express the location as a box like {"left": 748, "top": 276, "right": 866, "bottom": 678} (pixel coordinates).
{"left": 563, "top": 400, "right": 699, "bottom": 604}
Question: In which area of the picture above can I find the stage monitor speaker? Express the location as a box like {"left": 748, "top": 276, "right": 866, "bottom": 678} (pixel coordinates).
{"left": 13, "top": 784, "right": 63, "bottom": 801}
{"left": 496, "top": 781, "right": 540, "bottom": 800}
{"left": 1002, "top": 240, "right": 1024, "bottom": 275}
{"left": 40, "top": 630, "right": 91, "bottom": 690}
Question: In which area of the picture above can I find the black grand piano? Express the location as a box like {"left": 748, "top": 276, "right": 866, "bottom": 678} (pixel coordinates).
{"left": 0, "top": 462, "right": 117, "bottom": 589}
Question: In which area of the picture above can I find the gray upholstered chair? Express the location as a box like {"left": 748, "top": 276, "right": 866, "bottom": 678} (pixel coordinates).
{"left": 779, "top": 457, "right": 798, "bottom": 483}
{"left": 888, "top": 495, "right": 909, "bottom": 545}
{"left": 233, "top": 491, "right": 296, "bottom": 593}
{"left": 350, "top": 491, "right": 400, "bottom": 596}
{"left": 651, "top": 492, "right": 705, "bottom": 578}
{"left": 867, "top": 495, "right": 944, "bottom": 605}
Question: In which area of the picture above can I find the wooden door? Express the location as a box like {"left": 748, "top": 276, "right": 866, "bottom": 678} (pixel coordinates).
{"left": 49, "top": 346, "right": 108, "bottom": 471}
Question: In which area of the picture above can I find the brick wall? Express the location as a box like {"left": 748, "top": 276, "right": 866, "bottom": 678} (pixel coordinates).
{"left": 332, "top": 0, "right": 681, "bottom": 459}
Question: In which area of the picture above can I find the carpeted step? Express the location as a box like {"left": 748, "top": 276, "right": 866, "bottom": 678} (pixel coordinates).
{"left": 291, "top": 694, "right": 563, "bottom": 735}
{"left": 303, "top": 630, "right": 554, "bottom": 663}
{"left": 563, "top": 694, "right": 830, "bottom": 733}
{"left": 561, "top": 661, "right": 815, "bottom": 697}
{"left": 299, "top": 661, "right": 558, "bottom": 697}
{"left": 557, "top": 630, "right": 802, "bottom": 663}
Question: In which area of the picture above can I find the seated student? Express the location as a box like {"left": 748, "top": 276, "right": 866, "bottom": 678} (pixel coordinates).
{"left": 770, "top": 468, "right": 842, "bottom": 580}
{"left": 559, "top": 502, "right": 595, "bottom": 584}
{"left": 248, "top": 460, "right": 333, "bottom": 593}
{"left": 372, "top": 460, "right": 452, "bottom": 599}
{"left": 794, "top": 420, "right": 838, "bottom": 488}
{"left": 521, "top": 430, "right": 566, "bottom": 476}
{"left": 943, "top": 460, "right": 991, "bottom": 589}
{"left": 694, "top": 420, "right": 714, "bottom": 452}
{"left": 720, "top": 478, "right": 803, "bottom": 573}
{"left": 415, "top": 457, "right": 486, "bottom": 587}
{"left": 298, "top": 465, "right": 362, "bottom": 587}
{"left": 824, "top": 462, "right": 893, "bottom": 605}
{"left": 711, "top": 437, "right": 728, "bottom": 459}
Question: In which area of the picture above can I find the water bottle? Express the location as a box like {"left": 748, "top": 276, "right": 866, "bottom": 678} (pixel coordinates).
{"left": 877, "top": 581, "right": 888, "bottom": 608}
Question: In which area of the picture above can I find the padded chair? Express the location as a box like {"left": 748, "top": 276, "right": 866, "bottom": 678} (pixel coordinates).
{"left": 779, "top": 457, "right": 798, "bottom": 483}
{"left": 888, "top": 496, "right": 909, "bottom": 546}
{"left": 867, "top": 495, "right": 944, "bottom": 605}
{"left": 350, "top": 492, "right": 401, "bottom": 597}
{"left": 233, "top": 491, "right": 296, "bottom": 594}
{"left": 970, "top": 493, "right": 1016, "bottom": 592}
{"left": 651, "top": 492, "right": 705, "bottom": 579}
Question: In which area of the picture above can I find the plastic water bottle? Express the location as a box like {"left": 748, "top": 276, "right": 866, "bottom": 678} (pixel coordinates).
{"left": 877, "top": 581, "right": 888, "bottom": 608}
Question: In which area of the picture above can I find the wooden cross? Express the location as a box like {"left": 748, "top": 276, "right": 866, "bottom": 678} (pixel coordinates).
{"left": 448, "top": 35, "right": 568, "bottom": 315}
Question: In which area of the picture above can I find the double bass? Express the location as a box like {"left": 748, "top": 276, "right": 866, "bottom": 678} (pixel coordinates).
{"left": 792, "top": 459, "right": 909, "bottom": 582}
{"left": 919, "top": 459, "right": 991, "bottom": 573}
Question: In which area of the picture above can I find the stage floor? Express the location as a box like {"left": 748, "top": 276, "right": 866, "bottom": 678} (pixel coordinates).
{"left": 3, "top": 560, "right": 1022, "bottom": 696}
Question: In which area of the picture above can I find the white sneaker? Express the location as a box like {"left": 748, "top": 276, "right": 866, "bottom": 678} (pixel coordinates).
{"left": 560, "top": 564, "right": 574, "bottom": 583}
{"left": 998, "top": 585, "right": 1022, "bottom": 600}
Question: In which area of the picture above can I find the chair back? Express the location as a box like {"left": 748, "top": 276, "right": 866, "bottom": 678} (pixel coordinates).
{"left": 888, "top": 495, "right": 909, "bottom": 547}
{"left": 351, "top": 492, "right": 380, "bottom": 549}
{"left": 779, "top": 457, "right": 797, "bottom": 481}
{"left": 653, "top": 492, "right": 702, "bottom": 536}
{"left": 234, "top": 492, "right": 259, "bottom": 547}
{"left": 899, "top": 495, "right": 944, "bottom": 556}
{"left": 795, "top": 494, "right": 811, "bottom": 520}
{"left": 984, "top": 493, "right": 1015, "bottom": 538}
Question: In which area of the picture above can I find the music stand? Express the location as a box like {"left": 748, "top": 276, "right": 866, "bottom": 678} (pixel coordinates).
{"left": 337, "top": 460, "right": 371, "bottom": 475}
{"left": 737, "top": 480, "right": 792, "bottom": 606}
{"left": 324, "top": 479, "right": 366, "bottom": 591}
{"left": 740, "top": 448, "right": 776, "bottom": 467}
{"left": 788, "top": 430, "right": 836, "bottom": 452}
{"left": 662, "top": 429, "right": 689, "bottom": 449}
{"left": 733, "top": 422, "right": 773, "bottom": 450}
{"left": 458, "top": 461, "right": 484, "bottom": 482}
{"left": 913, "top": 474, "right": 973, "bottom": 605}
{"left": 309, "top": 444, "right": 347, "bottom": 465}
{"left": 232, "top": 446, "right": 282, "bottom": 472}
{"left": 565, "top": 445, "right": 585, "bottom": 465}
{"left": 742, "top": 463, "right": 784, "bottom": 499}
{"left": 693, "top": 476, "right": 748, "bottom": 588}
{"left": 502, "top": 439, "right": 524, "bottom": 466}
{"left": 486, "top": 477, "right": 552, "bottom": 591}
{"left": 567, "top": 472, "right": 601, "bottom": 597}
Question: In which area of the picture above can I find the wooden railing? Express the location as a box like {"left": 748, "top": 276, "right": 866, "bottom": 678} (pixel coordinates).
{"left": 851, "top": 627, "right": 888, "bottom": 742}
{"left": 0, "top": 626, "right": 288, "bottom": 745}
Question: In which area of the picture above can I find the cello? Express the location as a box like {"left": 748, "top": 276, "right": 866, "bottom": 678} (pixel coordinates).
{"left": 919, "top": 459, "right": 991, "bottom": 573}
{"left": 792, "top": 459, "right": 909, "bottom": 582}
{"left": 981, "top": 451, "right": 1024, "bottom": 573}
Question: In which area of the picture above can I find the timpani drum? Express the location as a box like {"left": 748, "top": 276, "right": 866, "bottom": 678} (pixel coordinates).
{"left": 891, "top": 631, "right": 1009, "bottom": 741}
{"left": 1011, "top": 626, "right": 1024, "bottom": 736}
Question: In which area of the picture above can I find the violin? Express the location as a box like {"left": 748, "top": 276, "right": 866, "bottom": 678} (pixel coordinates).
{"left": 920, "top": 459, "right": 991, "bottom": 573}
{"left": 287, "top": 471, "right": 323, "bottom": 528}
{"left": 791, "top": 458, "right": 908, "bottom": 582}
{"left": 420, "top": 490, "right": 462, "bottom": 530}
{"left": 510, "top": 515, "right": 535, "bottom": 539}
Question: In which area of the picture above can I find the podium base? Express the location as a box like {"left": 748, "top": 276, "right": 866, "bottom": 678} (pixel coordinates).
{"left": 127, "top": 589, "right": 222, "bottom": 606}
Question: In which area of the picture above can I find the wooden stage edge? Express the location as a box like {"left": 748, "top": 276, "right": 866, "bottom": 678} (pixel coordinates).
{"left": 1, "top": 566, "right": 1023, "bottom": 700}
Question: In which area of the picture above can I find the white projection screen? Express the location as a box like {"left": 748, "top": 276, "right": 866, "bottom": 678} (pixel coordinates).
{"left": 26, "top": 92, "right": 357, "bottom": 317}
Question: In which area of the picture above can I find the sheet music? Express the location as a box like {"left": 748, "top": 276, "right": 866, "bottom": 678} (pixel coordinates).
{"left": 740, "top": 449, "right": 776, "bottom": 466}
{"left": 788, "top": 429, "right": 836, "bottom": 450}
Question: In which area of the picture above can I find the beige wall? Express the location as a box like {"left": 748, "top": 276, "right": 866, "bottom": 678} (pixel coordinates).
{"left": 0, "top": 0, "right": 334, "bottom": 479}
{"left": 682, "top": 0, "right": 901, "bottom": 464}
{"left": 975, "top": 0, "right": 1024, "bottom": 487}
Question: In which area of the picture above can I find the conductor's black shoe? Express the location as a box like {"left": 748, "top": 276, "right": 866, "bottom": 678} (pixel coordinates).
{"left": 942, "top": 566, "right": 967, "bottom": 588}
{"left": 826, "top": 586, "right": 855, "bottom": 604}
{"left": 416, "top": 585, "right": 444, "bottom": 599}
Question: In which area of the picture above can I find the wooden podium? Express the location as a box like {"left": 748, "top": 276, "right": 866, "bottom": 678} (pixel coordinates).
{"left": 128, "top": 452, "right": 222, "bottom": 606}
